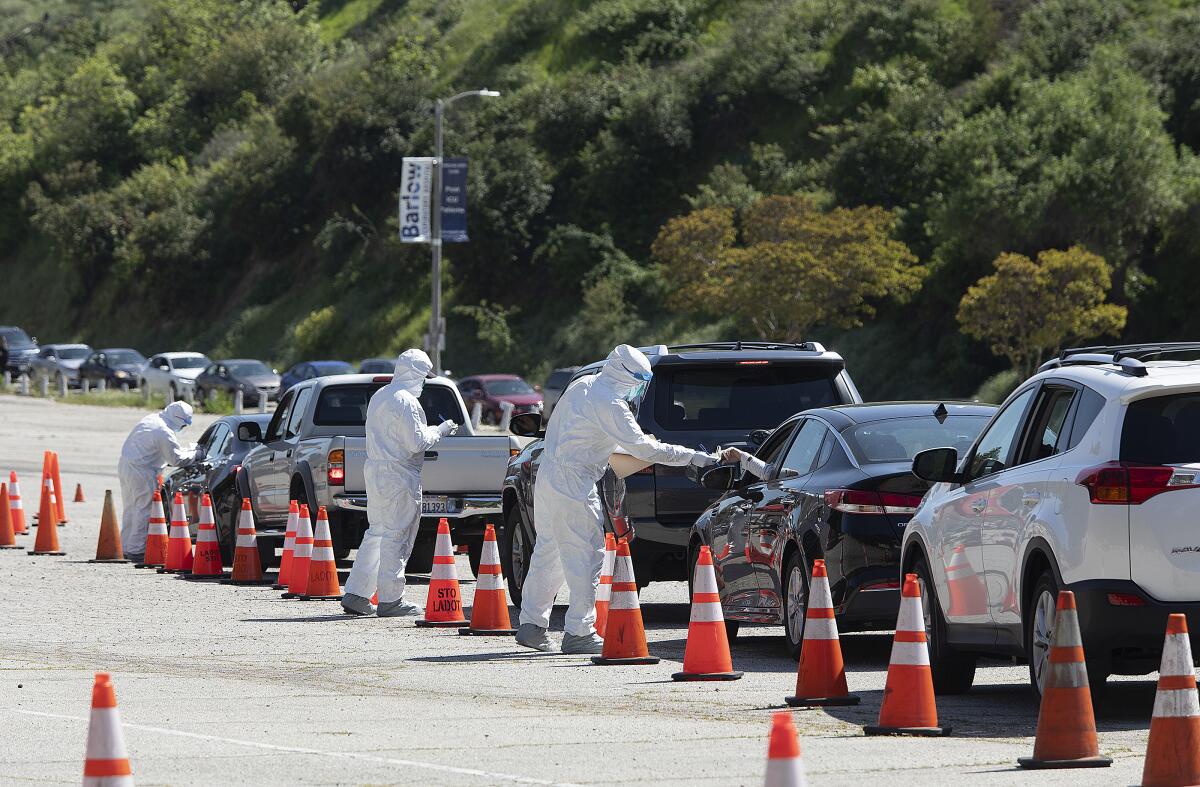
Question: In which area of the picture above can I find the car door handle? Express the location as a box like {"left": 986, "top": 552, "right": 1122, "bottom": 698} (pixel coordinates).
{"left": 971, "top": 498, "right": 987, "bottom": 514}
{"left": 425, "top": 451, "right": 438, "bottom": 460}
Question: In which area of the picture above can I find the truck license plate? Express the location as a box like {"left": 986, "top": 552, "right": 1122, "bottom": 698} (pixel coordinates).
{"left": 422, "top": 496, "right": 448, "bottom": 514}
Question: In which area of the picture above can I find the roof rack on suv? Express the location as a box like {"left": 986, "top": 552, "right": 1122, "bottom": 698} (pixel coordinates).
{"left": 1039, "top": 343, "right": 1200, "bottom": 377}
{"left": 655, "top": 341, "right": 827, "bottom": 354}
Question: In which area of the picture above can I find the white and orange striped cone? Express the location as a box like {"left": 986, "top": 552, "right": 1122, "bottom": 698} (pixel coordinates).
{"left": 299, "top": 506, "right": 342, "bottom": 599}
{"left": 272, "top": 500, "right": 299, "bottom": 590}
{"left": 135, "top": 492, "right": 169, "bottom": 568}
{"left": 945, "top": 545, "right": 987, "bottom": 617}
{"left": 283, "top": 504, "right": 313, "bottom": 598}
{"left": 0, "top": 483, "right": 19, "bottom": 549}
{"left": 1140, "top": 613, "right": 1200, "bottom": 786}
{"left": 595, "top": 533, "right": 617, "bottom": 638}
{"left": 673, "top": 545, "right": 741, "bottom": 680}
{"left": 82, "top": 672, "right": 133, "bottom": 786}
{"left": 787, "top": 559, "right": 859, "bottom": 706}
{"left": 864, "top": 572, "right": 950, "bottom": 736}
{"left": 416, "top": 518, "right": 467, "bottom": 627}
{"left": 764, "top": 711, "right": 806, "bottom": 787}
{"left": 1018, "top": 590, "right": 1110, "bottom": 769}
{"left": 8, "top": 471, "right": 27, "bottom": 534}
{"left": 222, "top": 499, "right": 272, "bottom": 586}
{"left": 593, "top": 538, "right": 659, "bottom": 665}
{"left": 184, "top": 494, "right": 226, "bottom": 579}
{"left": 158, "top": 493, "right": 193, "bottom": 573}
{"left": 29, "top": 477, "right": 65, "bottom": 555}
{"left": 460, "top": 523, "right": 516, "bottom": 635}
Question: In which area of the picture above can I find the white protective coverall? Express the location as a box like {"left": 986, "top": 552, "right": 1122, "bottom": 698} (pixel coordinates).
{"left": 519, "top": 344, "right": 713, "bottom": 637}
{"left": 344, "top": 349, "right": 455, "bottom": 604}
{"left": 118, "top": 401, "right": 196, "bottom": 557}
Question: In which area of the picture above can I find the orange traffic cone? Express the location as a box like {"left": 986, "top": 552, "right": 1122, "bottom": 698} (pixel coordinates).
{"left": 29, "top": 477, "right": 65, "bottom": 555}
{"left": 1018, "top": 590, "right": 1110, "bottom": 768}
{"left": 764, "top": 711, "right": 806, "bottom": 787}
{"left": 416, "top": 518, "right": 467, "bottom": 627}
{"left": 82, "top": 672, "right": 133, "bottom": 786}
{"left": 674, "top": 545, "right": 741, "bottom": 680}
{"left": 593, "top": 538, "right": 659, "bottom": 665}
{"left": 185, "top": 494, "right": 225, "bottom": 579}
{"left": 135, "top": 491, "right": 170, "bottom": 568}
{"left": 864, "top": 572, "right": 949, "bottom": 736}
{"left": 283, "top": 504, "right": 313, "bottom": 597}
{"left": 8, "top": 471, "right": 27, "bottom": 534}
{"left": 35, "top": 451, "right": 50, "bottom": 525}
{"left": 159, "top": 492, "right": 193, "bottom": 573}
{"left": 595, "top": 533, "right": 617, "bottom": 638}
{"left": 223, "top": 499, "right": 272, "bottom": 585}
{"left": 74, "top": 483, "right": 85, "bottom": 503}
{"left": 1140, "top": 614, "right": 1200, "bottom": 786}
{"left": 460, "top": 523, "right": 516, "bottom": 635}
{"left": 51, "top": 452, "right": 67, "bottom": 525}
{"left": 272, "top": 500, "right": 299, "bottom": 590}
{"left": 88, "top": 490, "right": 128, "bottom": 563}
{"left": 0, "top": 484, "right": 19, "bottom": 549}
{"left": 299, "top": 506, "right": 342, "bottom": 599}
{"left": 945, "top": 545, "right": 987, "bottom": 617}
{"left": 787, "top": 559, "right": 859, "bottom": 706}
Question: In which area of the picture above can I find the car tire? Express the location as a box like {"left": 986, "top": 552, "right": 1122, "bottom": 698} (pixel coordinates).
{"left": 500, "top": 506, "right": 532, "bottom": 605}
{"left": 912, "top": 553, "right": 977, "bottom": 694}
{"left": 1024, "top": 571, "right": 1109, "bottom": 698}
{"left": 406, "top": 537, "right": 435, "bottom": 574}
{"left": 214, "top": 485, "right": 240, "bottom": 566}
{"left": 467, "top": 539, "right": 483, "bottom": 578}
{"left": 781, "top": 550, "right": 810, "bottom": 660}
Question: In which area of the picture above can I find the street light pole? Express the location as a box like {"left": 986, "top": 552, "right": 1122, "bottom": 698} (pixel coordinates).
{"left": 428, "top": 88, "right": 500, "bottom": 375}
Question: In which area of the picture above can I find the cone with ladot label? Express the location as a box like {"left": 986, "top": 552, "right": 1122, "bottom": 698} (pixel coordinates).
{"left": 460, "top": 523, "right": 516, "bottom": 635}
{"left": 272, "top": 500, "right": 299, "bottom": 589}
{"left": 8, "top": 472, "right": 27, "bottom": 534}
{"left": 135, "top": 491, "right": 169, "bottom": 568}
{"left": 945, "top": 545, "right": 987, "bottom": 617}
{"left": 592, "top": 538, "right": 659, "bottom": 665}
{"left": 1140, "top": 613, "right": 1200, "bottom": 786}
{"left": 184, "top": 494, "right": 225, "bottom": 579}
{"left": 864, "top": 572, "right": 950, "bottom": 736}
{"left": 51, "top": 451, "right": 67, "bottom": 525}
{"left": 787, "top": 558, "right": 859, "bottom": 706}
{"left": 223, "top": 499, "right": 272, "bottom": 585}
{"left": 416, "top": 518, "right": 466, "bottom": 627}
{"left": 82, "top": 672, "right": 133, "bottom": 786}
{"left": 158, "top": 492, "right": 192, "bottom": 573}
{"left": 0, "top": 484, "right": 19, "bottom": 549}
{"left": 1018, "top": 590, "right": 1110, "bottom": 769}
{"left": 29, "top": 477, "right": 65, "bottom": 555}
{"left": 298, "top": 506, "right": 341, "bottom": 598}
{"left": 673, "top": 545, "right": 741, "bottom": 680}
{"left": 763, "top": 711, "right": 806, "bottom": 787}
{"left": 595, "top": 533, "right": 617, "bottom": 638}
{"left": 283, "top": 504, "right": 313, "bottom": 598}
{"left": 88, "top": 490, "right": 128, "bottom": 563}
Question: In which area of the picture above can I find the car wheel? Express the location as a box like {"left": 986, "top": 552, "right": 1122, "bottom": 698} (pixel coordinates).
{"left": 500, "top": 506, "right": 532, "bottom": 605}
{"left": 214, "top": 485, "right": 240, "bottom": 566}
{"left": 782, "top": 550, "right": 810, "bottom": 660}
{"left": 467, "top": 539, "right": 483, "bottom": 578}
{"left": 1022, "top": 572, "right": 1109, "bottom": 697}
{"left": 912, "top": 553, "right": 977, "bottom": 694}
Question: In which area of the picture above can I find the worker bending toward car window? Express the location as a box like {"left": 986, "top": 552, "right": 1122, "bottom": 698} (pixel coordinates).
{"left": 118, "top": 401, "right": 198, "bottom": 563}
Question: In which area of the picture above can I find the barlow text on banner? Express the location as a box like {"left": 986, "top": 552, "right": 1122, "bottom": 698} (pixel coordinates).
{"left": 399, "top": 157, "right": 434, "bottom": 243}
{"left": 440, "top": 157, "right": 469, "bottom": 243}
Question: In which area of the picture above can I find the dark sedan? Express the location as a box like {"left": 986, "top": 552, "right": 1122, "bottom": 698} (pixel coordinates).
{"left": 194, "top": 359, "right": 281, "bottom": 406}
{"left": 280, "top": 360, "right": 353, "bottom": 393}
{"left": 691, "top": 402, "right": 995, "bottom": 657}
{"left": 78, "top": 348, "right": 146, "bottom": 390}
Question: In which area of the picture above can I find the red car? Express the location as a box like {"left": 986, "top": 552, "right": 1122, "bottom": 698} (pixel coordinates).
{"left": 457, "top": 374, "right": 543, "bottom": 425}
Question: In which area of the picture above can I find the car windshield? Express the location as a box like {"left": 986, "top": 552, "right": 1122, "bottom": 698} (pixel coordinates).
{"left": 844, "top": 415, "right": 991, "bottom": 464}
{"left": 172, "top": 356, "right": 208, "bottom": 369}
{"left": 57, "top": 347, "right": 90, "bottom": 360}
{"left": 228, "top": 361, "right": 270, "bottom": 376}
{"left": 314, "top": 383, "right": 464, "bottom": 426}
{"left": 2, "top": 328, "right": 32, "bottom": 345}
{"left": 485, "top": 378, "right": 535, "bottom": 396}
{"left": 108, "top": 350, "right": 145, "bottom": 366}
{"left": 655, "top": 364, "right": 841, "bottom": 431}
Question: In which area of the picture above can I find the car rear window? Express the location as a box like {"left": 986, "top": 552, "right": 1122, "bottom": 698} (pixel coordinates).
{"left": 314, "top": 383, "right": 464, "bottom": 426}
{"left": 844, "top": 415, "right": 991, "bottom": 464}
{"left": 1121, "top": 393, "right": 1200, "bottom": 464}
{"left": 58, "top": 347, "right": 90, "bottom": 360}
{"left": 655, "top": 364, "right": 841, "bottom": 431}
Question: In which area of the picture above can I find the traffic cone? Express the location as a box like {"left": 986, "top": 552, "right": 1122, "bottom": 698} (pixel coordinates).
{"left": 51, "top": 452, "right": 67, "bottom": 525}
{"left": 223, "top": 499, "right": 272, "bottom": 585}
{"left": 88, "top": 490, "right": 128, "bottom": 563}
{"left": 159, "top": 492, "right": 193, "bottom": 573}
{"left": 416, "top": 518, "right": 467, "bottom": 627}
{"left": 1017, "top": 590, "right": 1110, "bottom": 768}
{"left": 272, "top": 500, "right": 299, "bottom": 590}
{"left": 0, "top": 484, "right": 19, "bottom": 549}
{"left": 29, "top": 477, "right": 65, "bottom": 555}
{"left": 283, "top": 504, "right": 313, "bottom": 597}
{"left": 1140, "top": 614, "right": 1200, "bottom": 786}
{"left": 595, "top": 533, "right": 617, "bottom": 638}
{"left": 764, "top": 711, "right": 806, "bottom": 787}
{"left": 185, "top": 494, "right": 225, "bottom": 579}
{"left": 74, "top": 483, "right": 85, "bottom": 503}
{"left": 674, "top": 545, "right": 741, "bottom": 680}
{"left": 135, "top": 491, "right": 169, "bottom": 568}
{"left": 593, "top": 538, "right": 659, "bottom": 665}
{"left": 82, "top": 672, "right": 133, "bottom": 786}
{"left": 36, "top": 451, "right": 50, "bottom": 524}
{"left": 945, "top": 545, "right": 986, "bottom": 617}
{"left": 8, "top": 472, "right": 27, "bottom": 534}
{"left": 786, "top": 558, "right": 859, "bottom": 706}
{"left": 864, "top": 572, "right": 950, "bottom": 736}
{"left": 299, "top": 506, "right": 342, "bottom": 599}
{"left": 460, "top": 523, "right": 516, "bottom": 635}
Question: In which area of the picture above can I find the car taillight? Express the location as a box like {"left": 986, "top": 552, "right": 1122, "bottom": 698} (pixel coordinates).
{"left": 1076, "top": 462, "right": 1200, "bottom": 504}
{"left": 823, "top": 489, "right": 923, "bottom": 515}
{"left": 328, "top": 448, "right": 345, "bottom": 486}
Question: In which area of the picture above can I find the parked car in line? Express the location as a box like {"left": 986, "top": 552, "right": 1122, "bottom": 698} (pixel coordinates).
{"left": 194, "top": 359, "right": 281, "bottom": 406}
{"left": 31, "top": 343, "right": 92, "bottom": 387}
{"left": 162, "top": 413, "right": 273, "bottom": 565}
{"left": 139, "top": 352, "right": 210, "bottom": 401}
{"left": 692, "top": 402, "right": 995, "bottom": 657}
{"left": 458, "top": 374, "right": 543, "bottom": 425}
{"left": 280, "top": 360, "right": 353, "bottom": 393}
{"left": 78, "top": 348, "right": 146, "bottom": 389}
{"left": 501, "top": 341, "right": 863, "bottom": 603}
{"left": 234, "top": 373, "right": 531, "bottom": 574}
{"left": 358, "top": 357, "right": 395, "bottom": 374}
{"left": 0, "top": 325, "right": 39, "bottom": 375}
{"left": 541, "top": 366, "right": 579, "bottom": 424}
{"left": 904, "top": 342, "right": 1200, "bottom": 696}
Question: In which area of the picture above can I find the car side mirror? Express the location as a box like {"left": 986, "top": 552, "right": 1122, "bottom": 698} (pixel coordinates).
{"left": 700, "top": 464, "right": 737, "bottom": 491}
{"left": 748, "top": 429, "right": 769, "bottom": 447}
{"left": 913, "top": 447, "right": 960, "bottom": 484}
{"left": 776, "top": 468, "right": 801, "bottom": 480}
{"left": 510, "top": 412, "right": 545, "bottom": 438}
{"left": 237, "top": 423, "right": 263, "bottom": 443}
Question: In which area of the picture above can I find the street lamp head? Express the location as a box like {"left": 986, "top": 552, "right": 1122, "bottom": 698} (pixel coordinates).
{"left": 479, "top": 89, "right": 501, "bottom": 97}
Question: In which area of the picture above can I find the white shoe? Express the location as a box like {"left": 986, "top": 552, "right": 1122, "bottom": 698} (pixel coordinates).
{"left": 516, "top": 623, "right": 557, "bottom": 652}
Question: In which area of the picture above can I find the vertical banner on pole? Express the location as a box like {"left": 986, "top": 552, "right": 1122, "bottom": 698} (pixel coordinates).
{"left": 399, "top": 157, "right": 435, "bottom": 243}
{"left": 440, "top": 157, "right": 469, "bottom": 243}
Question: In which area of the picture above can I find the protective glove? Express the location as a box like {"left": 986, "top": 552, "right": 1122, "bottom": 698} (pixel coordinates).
{"left": 688, "top": 451, "right": 719, "bottom": 469}
{"left": 437, "top": 420, "right": 458, "bottom": 437}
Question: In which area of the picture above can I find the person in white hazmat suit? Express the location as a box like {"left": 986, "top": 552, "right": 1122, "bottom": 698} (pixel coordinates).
{"left": 341, "top": 349, "right": 458, "bottom": 617}
{"left": 118, "top": 400, "right": 198, "bottom": 562}
{"left": 516, "top": 344, "right": 722, "bottom": 654}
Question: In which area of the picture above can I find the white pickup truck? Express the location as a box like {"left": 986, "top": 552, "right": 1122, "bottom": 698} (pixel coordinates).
{"left": 234, "top": 373, "right": 527, "bottom": 575}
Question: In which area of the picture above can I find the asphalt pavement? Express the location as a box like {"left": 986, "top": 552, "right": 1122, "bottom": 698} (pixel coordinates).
{"left": 0, "top": 394, "right": 1165, "bottom": 785}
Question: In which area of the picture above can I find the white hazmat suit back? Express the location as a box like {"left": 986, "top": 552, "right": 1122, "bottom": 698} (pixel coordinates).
{"left": 118, "top": 401, "right": 195, "bottom": 557}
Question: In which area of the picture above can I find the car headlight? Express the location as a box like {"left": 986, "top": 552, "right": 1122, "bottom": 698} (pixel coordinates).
{"left": 114, "top": 371, "right": 128, "bottom": 379}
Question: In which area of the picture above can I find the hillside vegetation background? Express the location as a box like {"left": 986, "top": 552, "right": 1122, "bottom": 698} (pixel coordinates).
{"left": 1, "top": 0, "right": 1198, "bottom": 398}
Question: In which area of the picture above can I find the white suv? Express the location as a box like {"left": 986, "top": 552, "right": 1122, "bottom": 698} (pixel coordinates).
{"left": 903, "top": 344, "right": 1200, "bottom": 695}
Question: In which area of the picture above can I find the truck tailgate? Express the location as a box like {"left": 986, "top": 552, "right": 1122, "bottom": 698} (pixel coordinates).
{"left": 343, "top": 437, "right": 367, "bottom": 494}
{"left": 422, "top": 436, "right": 513, "bottom": 493}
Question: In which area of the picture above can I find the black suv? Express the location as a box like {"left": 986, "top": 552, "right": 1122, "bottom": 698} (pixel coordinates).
{"left": 500, "top": 342, "right": 862, "bottom": 601}
{"left": 0, "top": 326, "right": 38, "bottom": 375}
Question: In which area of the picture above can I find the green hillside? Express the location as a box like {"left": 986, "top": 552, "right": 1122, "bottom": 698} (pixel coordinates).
{"left": 1, "top": 0, "right": 1199, "bottom": 397}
